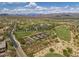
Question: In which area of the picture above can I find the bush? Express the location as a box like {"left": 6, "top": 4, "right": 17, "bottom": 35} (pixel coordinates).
{"left": 52, "top": 35, "right": 57, "bottom": 39}
{"left": 18, "top": 38, "right": 26, "bottom": 45}
{"left": 54, "top": 39, "right": 59, "bottom": 43}
{"left": 43, "top": 41, "right": 49, "bottom": 46}
{"left": 67, "top": 47, "right": 73, "bottom": 54}
{"left": 49, "top": 48, "right": 54, "bottom": 52}
{"left": 27, "top": 53, "right": 34, "bottom": 57}
{"left": 63, "top": 49, "right": 70, "bottom": 57}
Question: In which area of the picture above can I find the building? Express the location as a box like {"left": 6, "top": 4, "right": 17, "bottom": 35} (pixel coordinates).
{"left": 0, "top": 41, "right": 7, "bottom": 57}
{"left": 0, "top": 28, "right": 7, "bottom": 57}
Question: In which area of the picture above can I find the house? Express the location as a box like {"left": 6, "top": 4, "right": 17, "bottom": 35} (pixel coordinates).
{"left": 0, "top": 41, "right": 7, "bottom": 57}
{"left": 0, "top": 28, "right": 7, "bottom": 57}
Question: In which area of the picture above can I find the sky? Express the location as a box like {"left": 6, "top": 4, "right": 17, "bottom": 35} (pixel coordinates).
{"left": 0, "top": 2, "right": 79, "bottom": 14}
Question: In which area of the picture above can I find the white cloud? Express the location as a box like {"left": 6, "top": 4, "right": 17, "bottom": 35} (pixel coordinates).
{"left": 1, "top": 2, "right": 79, "bottom": 14}
{"left": 3, "top": 8, "right": 9, "bottom": 10}
{"left": 25, "top": 2, "right": 37, "bottom": 8}
{"left": 64, "top": 5, "right": 70, "bottom": 8}
{"left": 29, "top": 2, "right": 37, "bottom": 6}
{"left": 1, "top": 2, "right": 14, "bottom": 5}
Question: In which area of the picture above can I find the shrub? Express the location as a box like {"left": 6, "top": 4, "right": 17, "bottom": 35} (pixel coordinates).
{"left": 67, "top": 47, "right": 73, "bottom": 54}
{"left": 49, "top": 48, "right": 54, "bottom": 52}
{"left": 63, "top": 49, "right": 70, "bottom": 57}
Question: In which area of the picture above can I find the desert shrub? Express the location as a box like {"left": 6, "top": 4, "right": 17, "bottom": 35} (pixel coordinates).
{"left": 63, "top": 49, "right": 70, "bottom": 57}
{"left": 49, "top": 48, "right": 54, "bottom": 52}
{"left": 67, "top": 47, "right": 73, "bottom": 54}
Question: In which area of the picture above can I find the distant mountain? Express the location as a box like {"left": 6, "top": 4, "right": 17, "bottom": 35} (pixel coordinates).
{"left": 0, "top": 13, "right": 10, "bottom": 16}
{"left": 34, "top": 13, "right": 79, "bottom": 18}
{"left": 25, "top": 13, "right": 40, "bottom": 16}
{"left": 0, "top": 13, "right": 79, "bottom": 18}
{"left": 0, "top": 13, "right": 41, "bottom": 16}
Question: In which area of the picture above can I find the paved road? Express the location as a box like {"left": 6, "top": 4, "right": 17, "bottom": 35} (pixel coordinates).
{"left": 8, "top": 24, "right": 27, "bottom": 57}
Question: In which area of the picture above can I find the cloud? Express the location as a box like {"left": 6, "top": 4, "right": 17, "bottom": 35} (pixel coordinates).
{"left": 29, "top": 2, "right": 37, "bottom": 6}
{"left": 24, "top": 2, "right": 37, "bottom": 9}
{"left": 0, "top": 2, "right": 15, "bottom": 5}
{"left": 1, "top": 2, "right": 79, "bottom": 14}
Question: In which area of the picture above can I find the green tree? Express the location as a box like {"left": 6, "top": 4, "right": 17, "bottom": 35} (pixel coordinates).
{"left": 49, "top": 48, "right": 54, "bottom": 52}
{"left": 63, "top": 49, "right": 70, "bottom": 57}
{"left": 67, "top": 47, "right": 73, "bottom": 54}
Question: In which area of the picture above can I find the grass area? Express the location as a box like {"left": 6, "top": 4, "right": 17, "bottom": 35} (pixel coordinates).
{"left": 45, "top": 53, "right": 64, "bottom": 57}
{"left": 14, "top": 31, "right": 37, "bottom": 39}
{"left": 7, "top": 41, "right": 15, "bottom": 50}
{"left": 14, "top": 31, "right": 38, "bottom": 44}
{"left": 55, "top": 25, "right": 71, "bottom": 41}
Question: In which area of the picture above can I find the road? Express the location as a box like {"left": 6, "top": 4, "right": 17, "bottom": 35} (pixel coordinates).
{"left": 8, "top": 24, "right": 27, "bottom": 57}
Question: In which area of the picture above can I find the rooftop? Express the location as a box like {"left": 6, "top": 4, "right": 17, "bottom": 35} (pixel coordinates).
{"left": 0, "top": 41, "right": 6, "bottom": 49}
{"left": 0, "top": 29, "right": 4, "bottom": 34}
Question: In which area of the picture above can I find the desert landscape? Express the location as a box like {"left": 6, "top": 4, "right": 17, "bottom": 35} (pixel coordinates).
{"left": 0, "top": 2, "right": 79, "bottom": 57}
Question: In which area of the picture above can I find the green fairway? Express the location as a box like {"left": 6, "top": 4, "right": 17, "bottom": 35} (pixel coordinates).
{"left": 14, "top": 31, "right": 37, "bottom": 39}
{"left": 55, "top": 25, "right": 71, "bottom": 41}
{"left": 45, "top": 53, "right": 64, "bottom": 57}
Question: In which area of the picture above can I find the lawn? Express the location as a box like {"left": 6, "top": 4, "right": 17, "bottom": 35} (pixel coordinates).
{"left": 45, "top": 53, "right": 64, "bottom": 57}
{"left": 14, "top": 31, "right": 37, "bottom": 40}
{"left": 55, "top": 25, "right": 71, "bottom": 41}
